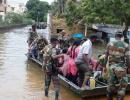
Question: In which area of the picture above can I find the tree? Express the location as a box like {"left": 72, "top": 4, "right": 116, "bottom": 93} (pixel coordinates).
{"left": 81, "top": 0, "right": 118, "bottom": 24}
{"left": 26, "top": 0, "right": 50, "bottom": 22}
{"left": 107, "top": 0, "right": 130, "bottom": 40}
{"left": 58, "top": 0, "right": 66, "bottom": 13}
{"left": 81, "top": 0, "right": 130, "bottom": 41}
{"left": 51, "top": 0, "right": 67, "bottom": 15}
{"left": 65, "top": 0, "right": 83, "bottom": 26}
{"left": 51, "top": 1, "right": 59, "bottom": 15}
{"left": 5, "top": 12, "right": 24, "bottom": 24}
{"left": 51, "top": 0, "right": 83, "bottom": 30}
{"left": 51, "top": 0, "right": 130, "bottom": 42}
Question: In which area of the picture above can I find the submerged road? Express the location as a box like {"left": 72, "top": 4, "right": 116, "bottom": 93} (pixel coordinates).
{"left": 0, "top": 27, "right": 80, "bottom": 100}
{"left": 0, "top": 27, "right": 129, "bottom": 100}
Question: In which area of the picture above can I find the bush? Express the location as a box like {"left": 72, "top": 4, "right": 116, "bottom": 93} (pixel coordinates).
{"left": 22, "top": 18, "right": 34, "bottom": 25}
{"left": 5, "top": 12, "right": 24, "bottom": 24}
{"left": 0, "top": 15, "right": 3, "bottom": 22}
{"left": 0, "top": 12, "right": 33, "bottom": 27}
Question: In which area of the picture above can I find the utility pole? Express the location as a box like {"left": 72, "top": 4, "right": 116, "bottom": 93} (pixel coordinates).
{"left": 85, "top": 24, "right": 88, "bottom": 36}
{"left": 37, "top": 11, "right": 40, "bottom": 25}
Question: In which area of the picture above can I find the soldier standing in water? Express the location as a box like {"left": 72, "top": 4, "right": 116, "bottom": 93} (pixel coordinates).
{"left": 43, "top": 38, "right": 60, "bottom": 100}
{"left": 106, "top": 33, "right": 130, "bottom": 100}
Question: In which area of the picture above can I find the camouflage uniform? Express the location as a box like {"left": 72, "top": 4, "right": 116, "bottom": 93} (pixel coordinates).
{"left": 37, "top": 38, "right": 48, "bottom": 62}
{"left": 43, "top": 44, "right": 60, "bottom": 100}
{"left": 28, "top": 32, "right": 38, "bottom": 46}
{"left": 106, "top": 40, "right": 130, "bottom": 100}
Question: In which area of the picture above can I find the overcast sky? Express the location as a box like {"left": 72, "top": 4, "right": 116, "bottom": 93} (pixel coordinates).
{"left": 8, "top": 0, "right": 54, "bottom": 5}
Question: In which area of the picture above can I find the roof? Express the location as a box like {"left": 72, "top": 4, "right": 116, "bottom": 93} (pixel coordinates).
{"left": 92, "top": 24, "right": 123, "bottom": 35}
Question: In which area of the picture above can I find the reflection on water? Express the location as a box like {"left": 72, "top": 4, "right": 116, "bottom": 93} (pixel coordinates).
{"left": 0, "top": 27, "right": 44, "bottom": 100}
{"left": 0, "top": 27, "right": 80, "bottom": 100}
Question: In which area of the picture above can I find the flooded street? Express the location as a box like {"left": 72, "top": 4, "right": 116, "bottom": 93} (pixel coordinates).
{"left": 0, "top": 27, "right": 129, "bottom": 100}
{"left": 0, "top": 27, "right": 42, "bottom": 100}
{"left": 0, "top": 27, "right": 80, "bottom": 100}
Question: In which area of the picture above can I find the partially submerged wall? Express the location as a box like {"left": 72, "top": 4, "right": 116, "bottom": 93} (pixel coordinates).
{"left": 0, "top": 24, "right": 27, "bottom": 33}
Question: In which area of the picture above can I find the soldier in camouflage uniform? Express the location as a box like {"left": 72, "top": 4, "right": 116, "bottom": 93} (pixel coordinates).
{"left": 37, "top": 36, "right": 48, "bottom": 62}
{"left": 106, "top": 33, "right": 130, "bottom": 100}
{"left": 43, "top": 38, "right": 60, "bottom": 100}
{"left": 27, "top": 25, "right": 38, "bottom": 47}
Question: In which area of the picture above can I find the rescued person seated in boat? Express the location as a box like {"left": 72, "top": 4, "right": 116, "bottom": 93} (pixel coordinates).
{"left": 67, "top": 40, "right": 81, "bottom": 60}
{"left": 80, "top": 58, "right": 102, "bottom": 89}
{"left": 54, "top": 48, "right": 78, "bottom": 85}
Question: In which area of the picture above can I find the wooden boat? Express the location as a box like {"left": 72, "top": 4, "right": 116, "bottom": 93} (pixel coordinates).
{"left": 28, "top": 57, "right": 130, "bottom": 98}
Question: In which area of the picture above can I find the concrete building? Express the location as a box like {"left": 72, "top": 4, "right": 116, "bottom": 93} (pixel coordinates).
{"left": 0, "top": 0, "right": 7, "bottom": 20}
{"left": 7, "top": 3, "right": 26, "bottom": 14}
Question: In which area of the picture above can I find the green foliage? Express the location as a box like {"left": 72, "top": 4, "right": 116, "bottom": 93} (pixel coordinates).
{"left": 51, "top": 0, "right": 130, "bottom": 39}
{"left": 26, "top": 0, "right": 50, "bottom": 22}
{"left": 22, "top": 18, "right": 34, "bottom": 25}
{"left": 51, "top": 1, "right": 59, "bottom": 15}
{"left": 65, "top": 0, "right": 76, "bottom": 26}
{"left": 80, "top": 0, "right": 130, "bottom": 38}
{"left": 65, "top": 0, "right": 83, "bottom": 27}
{"left": 0, "top": 12, "right": 33, "bottom": 27}
{"left": 0, "top": 15, "right": 3, "bottom": 22}
{"left": 81, "top": 0, "right": 112, "bottom": 23}
{"left": 81, "top": 0, "right": 130, "bottom": 24}
{"left": 51, "top": 0, "right": 67, "bottom": 16}
{"left": 5, "top": 12, "right": 24, "bottom": 24}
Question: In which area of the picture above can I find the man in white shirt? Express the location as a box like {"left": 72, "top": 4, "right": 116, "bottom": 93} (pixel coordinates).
{"left": 75, "top": 38, "right": 93, "bottom": 87}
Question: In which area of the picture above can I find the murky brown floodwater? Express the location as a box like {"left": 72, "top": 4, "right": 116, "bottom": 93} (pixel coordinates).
{"left": 0, "top": 27, "right": 80, "bottom": 100}
{"left": 0, "top": 27, "right": 129, "bottom": 100}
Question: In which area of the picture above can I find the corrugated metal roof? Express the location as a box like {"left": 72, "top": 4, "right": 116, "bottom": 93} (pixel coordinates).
{"left": 92, "top": 24, "right": 123, "bottom": 34}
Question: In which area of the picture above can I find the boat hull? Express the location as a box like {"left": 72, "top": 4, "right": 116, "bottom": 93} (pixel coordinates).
{"left": 28, "top": 57, "right": 130, "bottom": 98}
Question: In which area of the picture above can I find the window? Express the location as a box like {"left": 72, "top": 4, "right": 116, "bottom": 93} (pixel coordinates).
{"left": 57, "top": 29, "right": 63, "bottom": 33}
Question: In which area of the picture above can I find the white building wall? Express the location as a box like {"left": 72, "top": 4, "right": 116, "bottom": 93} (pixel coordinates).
{"left": 7, "top": 3, "right": 26, "bottom": 14}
